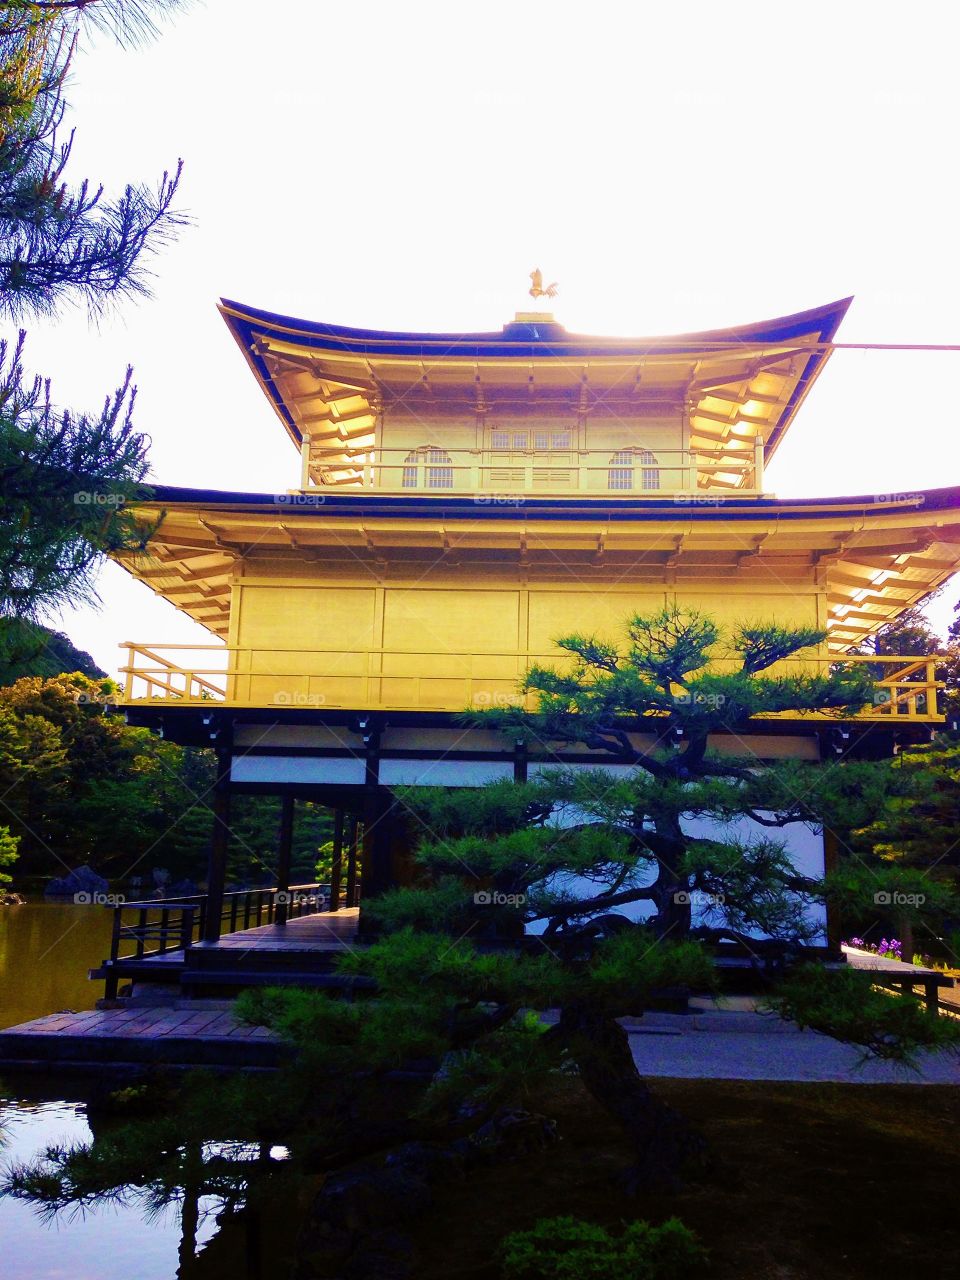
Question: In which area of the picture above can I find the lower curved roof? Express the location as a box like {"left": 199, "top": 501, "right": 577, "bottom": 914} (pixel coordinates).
{"left": 115, "top": 483, "right": 960, "bottom": 650}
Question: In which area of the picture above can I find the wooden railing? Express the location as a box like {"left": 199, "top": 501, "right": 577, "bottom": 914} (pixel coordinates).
{"left": 302, "top": 442, "right": 765, "bottom": 494}
{"left": 117, "top": 645, "right": 944, "bottom": 722}
{"left": 99, "top": 884, "right": 325, "bottom": 997}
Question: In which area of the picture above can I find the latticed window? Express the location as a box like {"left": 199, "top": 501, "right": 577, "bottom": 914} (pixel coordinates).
{"left": 639, "top": 449, "right": 659, "bottom": 490}
{"left": 608, "top": 450, "right": 633, "bottom": 490}
{"left": 489, "top": 428, "right": 573, "bottom": 451}
{"left": 608, "top": 448, "right": 659, "bottom": 491}
{"left": 402, "top": 446, "right": 454, "bottom": 489}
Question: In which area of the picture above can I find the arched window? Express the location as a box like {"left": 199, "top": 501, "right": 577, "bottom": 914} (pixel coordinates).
{"left": 608, "top": 448, "right": 659, "bottom": 491}
{"left": 401, "top": 446, "right": 454, "bottom": 489}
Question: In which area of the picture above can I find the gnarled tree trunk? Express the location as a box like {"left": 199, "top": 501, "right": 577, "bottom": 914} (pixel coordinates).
{"left": 558, "top": 1000, "right": 704, "bottom": 1191}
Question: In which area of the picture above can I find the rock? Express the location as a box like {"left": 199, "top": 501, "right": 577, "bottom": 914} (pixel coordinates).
{"left": 164, "top": 878, "right": 198, "bottom": 898}
{"left": 320, "top": 1165, "right": 431, "bottom": 1231}
{"left": 1, "top": 891, "right": 25, "bottom": 905}
{"left": 469, "top": 1107, "right": 559, "bottom": 1162}
{"left": 385, "top": 1141, "right": 466, "bottom": 1183}
{"left": 44, "top": 865, "right": 109, "bottom": 899}
{"left": 294, "top": 1163, "right": 431, "bottom": 1278}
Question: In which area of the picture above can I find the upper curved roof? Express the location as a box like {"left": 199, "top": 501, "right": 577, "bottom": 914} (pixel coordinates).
{"left": 219, "top": 297, "right": 852, "bottom": 492}
{"left": 219, "top": 296, "right": 851, "bottom": 360}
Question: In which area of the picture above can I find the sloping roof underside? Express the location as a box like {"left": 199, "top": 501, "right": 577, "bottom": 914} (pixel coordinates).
{"left": 115, "top": 486, "right": 960, "bottom": 651}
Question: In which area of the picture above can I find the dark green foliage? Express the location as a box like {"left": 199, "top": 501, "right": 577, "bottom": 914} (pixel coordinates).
{"left": 499, "top": 1214, "right": 707, "bottom": 1280}
{"left": 856, "top": 740, "right": 960, "bottom": 884}
{"left": 823, "top": 741, "right": 960, "bottom": 959}
{"left": 825, "top": 863, "right": 958, "bottom": 930}
{"left": 0, "top": 333, "right": 155, "bottom": 644}
{"left": 237, "top": 982, "right": 451, "bottom": 1074}
{"left": 856, "top": 603, "right": 942, "bottom": 659}
{"left": 1, "top": 1, "right": 186, "bottom": 662}
{"left": 362, "top": 874, "right": 479, "bottom": 934}
{"left": 480, "top": 607, "right": 875, "bottom": 754}
{"left": 0, "top": 672, "right": 332, "bottom": 885}
{"left": 0, "top": 1, "right": 185, "bottom": 321}
{"left": 770, "top": 965, "right": 960, "bottom": 1064}
{"left": 0, "top": 822, "right": 18, "bottom": 885}
{"left": 0, "top": 619, "right": 105, "bottom": 683}
{"left": 225, "top": 796, "right": 332, "bottom": 885}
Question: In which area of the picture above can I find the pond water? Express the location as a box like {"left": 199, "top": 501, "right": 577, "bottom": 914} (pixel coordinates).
{"left": 0, "top": 904, "right": 295, "bottom": 1279}
{"left": 0, "top": 900, "right": 114, "bottom": 1029}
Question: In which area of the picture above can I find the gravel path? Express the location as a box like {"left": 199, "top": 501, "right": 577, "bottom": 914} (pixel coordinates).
{"left": 624, "top": 1001, "right": 960, "bottom": 1083}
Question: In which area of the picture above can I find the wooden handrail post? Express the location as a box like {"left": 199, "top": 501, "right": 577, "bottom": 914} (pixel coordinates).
{"left": 753, "top": 435, "right": 765, "bottom": 491}
{"left": 106, "top": 905, "right": 124, "bottom": 995}
{"left": 928, "top": 659, "right": 937, "bottom": 716}
{"left": 178, "top": 906, "right": 193, "bottom": 952}
{"left": 109, "top": 905, "right": 123, "bottom": 962}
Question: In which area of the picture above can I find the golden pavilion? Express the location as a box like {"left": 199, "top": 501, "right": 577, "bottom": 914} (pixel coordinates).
{"left": 109, "top": 294, "right": 960, "bottom": 947}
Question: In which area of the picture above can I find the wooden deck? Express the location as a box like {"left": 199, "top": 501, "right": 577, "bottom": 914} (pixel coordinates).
{"left": 3, "top": 932, "right": 953, "bottom": 1076}
{"left": 0, "top": 911, "right": 371, "bottom": 1071}
{"left": 0, "top": 1002, "right": 285, "bottom": 1071}
{"left": 843, "top": 945, "right": 956, "bottom": 1012}
{"left": 91, "top": 907, "right": 364, "bottom": 998}
{"left": 199, "top": 908, "right": 361, "bottom": 952}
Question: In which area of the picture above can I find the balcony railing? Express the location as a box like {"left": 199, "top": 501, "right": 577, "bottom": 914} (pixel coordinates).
{"left": 94, "top": 884, "right": 325, "bottom": 998}
{"left": 301, "top": 443, "right": 765, "bottom": 494}
{"left": 117, "top": 644, "right": 944, "bottom": 722}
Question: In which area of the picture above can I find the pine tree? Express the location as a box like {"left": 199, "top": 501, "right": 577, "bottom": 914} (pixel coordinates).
{"left": 248, "top": 609, "right": 959, "bottom": 1188}
{"left": 0, "top": 0, "right": 185, "bottom": 319}
{"left": 0, "top": 1, "right": 187, "bottom": 669}
{"left": 0, "top": 331, "right": 153, "bottom": 657}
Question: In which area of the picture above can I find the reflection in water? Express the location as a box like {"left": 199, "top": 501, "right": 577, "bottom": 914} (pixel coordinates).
{"left": 0, "top": 1088, "right": 300, "bottom": 1280}
{"left": 0, "top": 1095, "right": 219, "bottom": 1280}
{"left": 0, "top": 902, "right": 115, "bottom": 1027}
{"left": 0, "top": 906, "right": 302, "bottom": 1277}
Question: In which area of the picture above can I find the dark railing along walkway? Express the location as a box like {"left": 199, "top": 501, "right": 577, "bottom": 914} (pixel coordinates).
{"left": 100, "top": 884, "right": 325, "bottom": 997}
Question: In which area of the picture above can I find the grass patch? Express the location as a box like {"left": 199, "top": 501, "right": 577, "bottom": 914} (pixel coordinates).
{"left": 410, "top": 1076, "right": 960, "bottom": 1279}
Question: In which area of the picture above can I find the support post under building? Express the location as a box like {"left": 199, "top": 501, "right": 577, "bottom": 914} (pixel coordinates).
{"left": 329, "top": 809, "right": 344, "bottom": 912}
{"left": 202, "top": 750, "right": 232, "bottom": 943}
{"left": 275, "top": 794, "right": 295, "bottom": 926}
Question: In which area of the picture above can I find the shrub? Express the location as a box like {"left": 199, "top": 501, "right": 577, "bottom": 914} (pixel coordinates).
{"left": 499, "top": 1214, "right": 706, "bottom": 1280}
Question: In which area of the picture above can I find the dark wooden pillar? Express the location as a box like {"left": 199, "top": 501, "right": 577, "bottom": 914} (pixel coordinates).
{"left": 344, "top": 813, "right": 359, "bottom": 908}
{"left": 202, "top": 749, "right": 232, "bottom": 943}
{"left": 275, "top": 794, "right": 295, "bottom": 926}
{"left": 822, "top": 825, "right": 842, "bottom": 959}
{"left": 329, "top": 809, "right": 344, "bottom": 912}
{"left": 513, "top": 737, "right": 528, "bottom": 782}
{"left": 360, "top": 787, "right": 394, "bottom": 901}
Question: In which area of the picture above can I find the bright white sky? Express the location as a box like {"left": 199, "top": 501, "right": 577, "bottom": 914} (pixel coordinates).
{"left": 17, "top": 0, "right": 960, "bottom": 676}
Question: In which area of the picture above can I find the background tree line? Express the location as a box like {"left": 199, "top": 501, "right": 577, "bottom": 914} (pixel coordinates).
{"left": 0, "top": 647, "right": 332, "bottom": 890}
